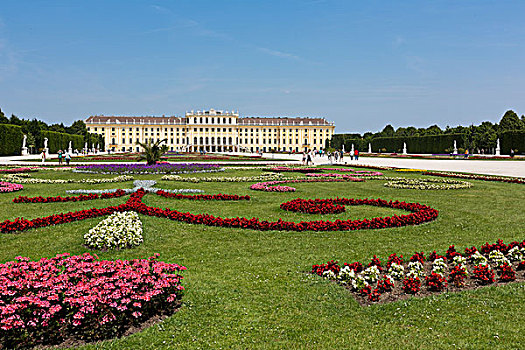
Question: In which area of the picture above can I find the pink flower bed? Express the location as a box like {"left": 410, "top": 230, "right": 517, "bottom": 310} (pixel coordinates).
{"left": 0, "top": 253, "right": 186, "bottom": 348}
{"left": 0, "top": 167, "right": 38, "bottom": 174}
{"left": 0, "top": 181, "right": 23, "bottom": 193}
{"left": 250, "top": 178, "right": 347, "bottom": 192}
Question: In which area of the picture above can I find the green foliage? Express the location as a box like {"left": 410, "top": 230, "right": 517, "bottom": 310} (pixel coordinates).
{"left": 500, "top": 130, "right": 525, "bottom": 155}
{"left": 41, "top": 130, "right": 83, "bottom": 153}
{"left": 137, "top": 139, "right": 168, "bottom": 165}
{"left": 0, "top": 124, "right": 24, "bottom": 155}
{"left": 499, "top": 110, "right": 524, "bottom": 131}
{"left": 370, "top": 134, "right": 467, "bottom": 154}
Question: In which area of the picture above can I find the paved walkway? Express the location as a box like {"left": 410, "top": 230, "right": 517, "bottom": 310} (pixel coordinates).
{"left": 1, "top": 153, "right": 524, "bottom": 178}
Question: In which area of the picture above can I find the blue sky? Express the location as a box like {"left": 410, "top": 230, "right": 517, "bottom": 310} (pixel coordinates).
{"left": 0, "top": 0, "right": 524, "bottom": 133}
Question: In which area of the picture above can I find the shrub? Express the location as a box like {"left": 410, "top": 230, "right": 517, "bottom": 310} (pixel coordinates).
{"left": 448, "top": 266, "right": 468, "bottom": 287}
{"left": 84, "top": 211, "right": 143, "bottom": 250}
{"left": 498, "top": 264, "right": 516, "bottom": 282}
{"left": 425, "top": 272, "right": 448, "bottom": 291}
{"left": 402, "top": 277, "right": 421, "bottom": 294}
{"left": 472, "top": 265, "right": 495, "bottom": 285}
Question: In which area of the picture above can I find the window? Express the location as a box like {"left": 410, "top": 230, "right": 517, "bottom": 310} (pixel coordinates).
{"left": 136, "top": 138, "right": 139, "bottom": 143}
{"left": 229, "top": 128, "right": 232, "bottom": 132}
{"left": 102, "top": 128, "right": 105, "bottom": 131}
{"left": 129, "top": 138, "right": 132, "bottom": 144}
{"left": 228, "top": 118, "right": 232, "bottom": 124}
{"left": 136, "top": 128, "right": 139, "bottom": 131}
{"left": 87, "top": 127, "right": 91, "bottom": 131}
{"left": 205, "top": 118, "right": 208, "bottom": 124}
{"left": 205, "top": 128, "right": 209, "bottom": 132}
{"left": 200, "top": 128, "right": 203, "bottom": 132}
{"left": 94, "top": 127, "right": 97, "bottom": 131}
{"left": 111, "top": 128, "right": 115, "bottom": 131}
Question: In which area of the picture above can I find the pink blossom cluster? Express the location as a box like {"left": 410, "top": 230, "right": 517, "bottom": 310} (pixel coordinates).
{"left": 250, "top": 178, "right": 346, "bottom": 192}
{"left": 0, "top": 181, "right": 23, "bottom": 193}
{"left": 0, "top": 253, "right": 186, "bottom": 347}
{"left": 305, "top": 173, "right": 364, "bottom": 181}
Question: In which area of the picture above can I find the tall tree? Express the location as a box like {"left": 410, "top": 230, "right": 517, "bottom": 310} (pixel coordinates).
{"left": 380, "top": 124, "right": 395, "bottom": 137}
{"left": 499, "top": 110, "right": 524, "bottom": 131}
{"left": 0, "top": 108, "right": 9, "bottom": 124}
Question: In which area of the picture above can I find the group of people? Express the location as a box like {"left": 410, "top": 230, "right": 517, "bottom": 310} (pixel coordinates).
{"left": 40, "top": 150, "right": 71, "bottom": 165}
{"left": 301, "top": 148, "right": 361, "bottom": 165}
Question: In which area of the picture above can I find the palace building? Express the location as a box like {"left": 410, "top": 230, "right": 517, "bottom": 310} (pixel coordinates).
{"left": 85, "top": 109, "right": 335, "bottom": 153}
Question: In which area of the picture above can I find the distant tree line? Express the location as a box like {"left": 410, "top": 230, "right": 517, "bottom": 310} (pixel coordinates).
{"left": 330, "top": 110, "right": 525, "bottom": 155}
{"left": 0, "top": 107, "right": 104, "bottom": 155}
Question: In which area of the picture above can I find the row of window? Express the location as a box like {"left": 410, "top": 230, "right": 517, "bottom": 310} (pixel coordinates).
{"left": 89, "top": 126, "right": 331, "bottom": 134}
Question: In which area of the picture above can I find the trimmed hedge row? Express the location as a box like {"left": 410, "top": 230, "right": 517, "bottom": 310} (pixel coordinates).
{"left": 370, "top": 134, "right": 468, "bottom": 154}
{"left": 41, "top": 130, "right": 84, "bottom": 153}
{"left": 0, "top": 124, "right": 24, "bottom": 156}
{"left": 500, "top": 130, "right": 525, "bottom": 154}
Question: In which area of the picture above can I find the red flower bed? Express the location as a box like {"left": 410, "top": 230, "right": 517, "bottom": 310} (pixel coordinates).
{"left": 0, "top": 253, "right": 185, "bottom": 348}
{"left": 280, "top": 199, "right": 345, "bottom": 214}
{"left": 13, "top": 189, "right": 127, "bottom": 203}
{"left": 155, "top": 190, "right": 250, "bottom": 201}
{"left": 0, "top": 181, "right": 24, "bottom": 193}
{"left": 423, "top": 171, "right": 525, "bottom": 184}
{"left": 1, "top": 190, "right": 438, "bottom": 233}
{"left": 312, "top": 239, "right": 525, "bottom": 306}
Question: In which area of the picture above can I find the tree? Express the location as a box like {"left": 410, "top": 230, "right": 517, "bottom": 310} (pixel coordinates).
{"left": 66, "top": 120, "right": 88, "bottom": 135}
{"left": 137, "top": 139, "right": 168, "bottom": 165}
{"left": 380, "top": 124, "right": 395, "bottom": 137}
{"left": 9, "top": 114, "right": 23, "bottom": 126}
{"left": 425, "top": 124, "right": 443, "bottom": 135}
{"left": 26, "top": 133, "right": 36, "bottom": 154}
{"left": 49, "top": 123, "right": 66, "bottom": 133}
{"left": 499, "top": 110, "right": 524, "bottom": 131}
{"left": 0, "top": 108, "right": 9, "bottom": 124}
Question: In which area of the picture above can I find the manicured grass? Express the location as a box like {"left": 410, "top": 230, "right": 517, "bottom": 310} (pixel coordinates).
{"left": 0, "top": 167, "right": 523, "bottom": 349}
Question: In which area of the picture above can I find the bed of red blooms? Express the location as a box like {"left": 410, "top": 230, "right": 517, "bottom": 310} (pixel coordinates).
{"left": 13, "top": 189, "right": 127, "bottom": 203}
{"left": 156, "top": 190, "right": 250, "bottom": 201}
{"left": 0, "top": 181, "right": 24, "bottom": 193}
{"left": 1, "top": 189, "right": 438, "bottom": 233}
{"left": 280, "top": 198, "right": 345, "bottom": 214}
{"left": 0, "top": 253, "right": 185, "bottom": 348}
{"left": 312, "top": 239, "right": 525, "bottom": 306}
{"left": 423, "top": 171, "right": 525, "bottom": 184}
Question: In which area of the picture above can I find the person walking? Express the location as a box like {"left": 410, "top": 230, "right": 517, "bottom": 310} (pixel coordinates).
{"left": 40, "top": 150, "right": 46, "bottom": 163}
{"left": 65, "top": 151, "right": 71, "bottom": 165}
{"left": 306, "top": 150, "right": 313, "bottom": 165}
{"left": 354, "top": 149, "right": 359, "bottom": 161}
{"left": 58, "top": 150, "right": 63, "bottom": 165}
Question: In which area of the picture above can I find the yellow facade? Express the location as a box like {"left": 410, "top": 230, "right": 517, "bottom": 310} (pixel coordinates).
{"left": 85, "top": 109, "right": 335, "bottom": 153}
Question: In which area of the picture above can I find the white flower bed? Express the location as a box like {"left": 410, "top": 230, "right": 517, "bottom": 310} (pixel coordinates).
{"left": 2, "top": 174, "right": 133, "bottom": 184}
{"left": 383, "top": 178, "right": 472, "bottom": 190}
{"left": 161, "top": 173, "right": 286, "bottom": 183}
{"left": 84, "top": 211, "right": 143, "bottom": 250}
{"left": 66, "top": 180, "right": 204, "bottom": 195}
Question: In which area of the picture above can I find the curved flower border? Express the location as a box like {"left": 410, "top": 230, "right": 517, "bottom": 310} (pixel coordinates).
{"left": 0, "top": 190, "right": 438, "bottom": 233}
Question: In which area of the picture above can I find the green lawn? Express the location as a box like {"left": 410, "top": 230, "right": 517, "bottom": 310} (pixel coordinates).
{"left": 0, "top": 167, "right": 523, "bottom": 349}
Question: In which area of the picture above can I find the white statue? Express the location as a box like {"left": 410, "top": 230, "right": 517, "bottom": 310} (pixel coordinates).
{"left": 351, "top": 143, "right": 354, "bottom": 155}
{"left": 21, "top": 135, "right": 29, "bottom": 155}
{"left": 44, "top": 138, "right": 48, "bottom": 149}
{"left": 453, "top": 140, "right": 458, "bottom": 154}
{"left": 68, "top": 141, "right": 72, "bottom": 149}
{"left": 403, "top": 142, "right": 407, "bottom": 155}
{"left": 495, "top": 138, "right": 501, "bottom": 156}
{"left": 368, "top": 143, "right": 372, "bottom": 153}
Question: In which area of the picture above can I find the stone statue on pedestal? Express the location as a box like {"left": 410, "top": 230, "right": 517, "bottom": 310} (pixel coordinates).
{"left": 21, "top": 135, "right": 29, "bottom": 155}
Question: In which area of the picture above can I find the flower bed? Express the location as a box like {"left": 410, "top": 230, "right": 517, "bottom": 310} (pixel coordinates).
{"left": 74, "top": 163, "right": 223, "bottom": 175}
{"left": 280, "top": 199, "right": 345, "bottom": 214}
{"left": 0, "top": 181, "right": 24, "bottom": 193}
{"left": 155, "top": 190, "right": 250, "bottom": 201}
{"left": 161, "top": 173, "right": 286, "bottom": 183}
{"left": 0, "top": 167, "right": 38, "bottom": 174}
{"left": 0, "top": 253, "right": 185, "bottom": 348}
{"left": 14, "top": 189, "right": 127, "bottom": 203}
{"left": 84, "top": 211, "right": 143, "bottom": 250}
{"left": 384, "top": 178, "right": 472, "bottom": 190}
{"left": 0, "top": 190, "right": 438, "bottom": 233}
{"left": 312, "top": 239, "right": 525, "bottom": 306}
{"left": 423, "top": 171, "right": 525, "bottom": 184}
{"left": 250, "top": 178, "right": 347, "bottom": 192}
{"left": 2, "top": 174, "right": 133, "bottom": 184}
{"left": 304, "top": 173, "right": 365, "bottom": 181}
